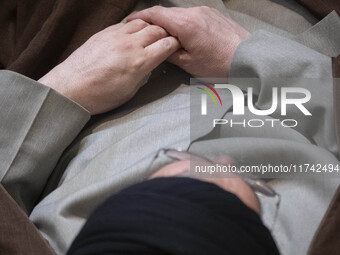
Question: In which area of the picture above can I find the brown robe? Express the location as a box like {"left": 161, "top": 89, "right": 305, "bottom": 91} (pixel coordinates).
{"left": 0, "top": 0, "right": 137, "bottom": 80}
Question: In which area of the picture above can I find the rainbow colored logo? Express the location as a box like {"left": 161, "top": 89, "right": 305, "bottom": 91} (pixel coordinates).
{"left": 196, "top": 83, "right": 222, "bottom": 106}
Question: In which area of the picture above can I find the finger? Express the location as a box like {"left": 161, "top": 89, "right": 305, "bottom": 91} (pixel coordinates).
{"left": 167, "top": 49, "right": 192, "bottom": 67}
{"left": 122, "top": 19, "right": 149, "bottom": 33}
{"left": 126, "top": 6, "right": 184, "bottom": 36}
{"left": 134, "top": 25, "right": 168, "bottom": 47}
{"left": 144, "top": 36, "right": 180, "bottom": 70}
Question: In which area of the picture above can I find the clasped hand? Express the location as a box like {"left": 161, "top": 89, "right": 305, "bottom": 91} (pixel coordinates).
{"left": 39, "top": 6, "right": 249, "bottom": 115}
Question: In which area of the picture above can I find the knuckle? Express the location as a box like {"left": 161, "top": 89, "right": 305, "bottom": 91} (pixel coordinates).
{"left": 150, "top": 5, "right": 162, "bottom": 13}
{"left": 150, "top": 25, "right": 166, "bottom": 37}
{"left": 133, "top": 19, "right": 148, "bottom": 28}
{"left": 186, "top": 18, "right": 200, "bottom": 29}
{"left": 193, "top": 6, "right": 212, "bottom": 16}
{"left": 132, "top": 57, "right": 145, "bottom": 69}
{"left": 185, "top": 7, "right": 212, "bottom": 29}
{"left": 160, "top": 37, "right": 173, "bottom": 50}
{"left": 144, "top": 5, "right": 163, "bottom": 18}
{"left": 179, "top": 9, "right": 205, "bottom": 28}
{"left": 178, "top": 15, "right": 192, "bottom": 27}
{"left": 199, "top": 6, "right": 210, "bottom": 11}
{"left": 118, "top": 41, "right": 133, "bottom": 51}
{"left": 176, "top": 52, "right": 190, "bottom": 64}
{"left": 107, "top": 23, "right": 123, "bottom": 31}
{"left": 193, "top": 6, "right": 203, "bottom": 14}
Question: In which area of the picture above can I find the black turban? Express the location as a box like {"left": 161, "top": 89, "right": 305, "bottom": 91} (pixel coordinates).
{"left": 68, "top": 177, "right": 279, "bottom": 255}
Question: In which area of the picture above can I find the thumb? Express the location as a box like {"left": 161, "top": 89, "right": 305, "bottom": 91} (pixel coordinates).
{"left": 144, "top": 36, "right": 181, "bottom": 70}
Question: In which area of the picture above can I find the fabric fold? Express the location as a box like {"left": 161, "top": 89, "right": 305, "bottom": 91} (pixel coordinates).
{"left": 0, "top": 70, "right": 90, "bottom": 213}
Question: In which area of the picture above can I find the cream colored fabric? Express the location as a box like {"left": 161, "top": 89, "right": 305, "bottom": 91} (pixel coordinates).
{"left": 224, "top": 0, "right": 315, "bottom": 34}
{"left": 0, "top": 71, "right": 90, "bottom": 214}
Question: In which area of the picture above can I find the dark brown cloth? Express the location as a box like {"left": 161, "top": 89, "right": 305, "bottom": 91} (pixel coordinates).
{"left": 295, "top": 1, "right": 340, "bottom": 254}
{"left": 0, "top": 184, "right": 55, "bottom": 255}
{"left": 297, "top": 0, "right": 339, "bottom": 20}
{"left": 0, "top": 0, "right": 137, "bottom": 80}
{"left": 308, "top": 186, "right": 340, "bottom": 255}
{"left": 0, "top": 1, "right": 137, "bottom": 254}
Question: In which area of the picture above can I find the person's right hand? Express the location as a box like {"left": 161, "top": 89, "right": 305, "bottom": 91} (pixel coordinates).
{"left": 127, "top": 6, "right": 250, "bottom": 78}
{"left": 39, "top": 19, "right": 180, "bottom": 115}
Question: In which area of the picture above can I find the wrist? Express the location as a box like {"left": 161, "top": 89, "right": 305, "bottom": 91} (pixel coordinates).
{"left": 38, "top": 67, "right": 81, "bottom": 106}
{"left": 39, "top": 68, "right": 68, "bottom": 96}
{"left": 225, "top": 32, "right": 250, "bottom": 77}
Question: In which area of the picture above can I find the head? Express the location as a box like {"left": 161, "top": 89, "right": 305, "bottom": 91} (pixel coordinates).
{"left": 150, "top": 155, "right": 261, "bottom": 215}
{"left": 68, "top": 153, "right": 279, "bottom": 255}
